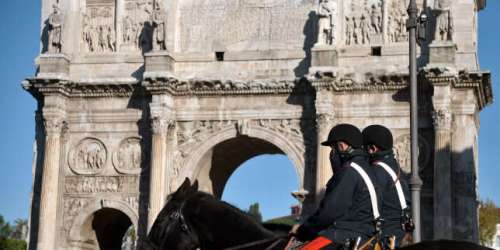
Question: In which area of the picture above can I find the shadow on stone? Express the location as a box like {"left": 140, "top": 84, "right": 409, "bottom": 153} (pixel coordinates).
{"left": 294, "top": 11, "right": 318, "bottom": 78}
{"left": 127, "top": 86, "right": 151, "bottom": 246}
{"left": 286, "top": 78, "right": 317, "bottom": 216}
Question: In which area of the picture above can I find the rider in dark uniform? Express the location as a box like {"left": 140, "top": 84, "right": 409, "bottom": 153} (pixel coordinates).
{"left": 291, "top": 124, "right": 382, "bottom": 249}
{"left": 362, "top": 125, "right": 412, "bottom": 246}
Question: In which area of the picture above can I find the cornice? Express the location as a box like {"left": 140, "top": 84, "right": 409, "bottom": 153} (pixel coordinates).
{"left": 142, "top": 76, "right": 312, "bottom": 96}
{"left": 22, "top": 78, "right": 140, "bottom": 99}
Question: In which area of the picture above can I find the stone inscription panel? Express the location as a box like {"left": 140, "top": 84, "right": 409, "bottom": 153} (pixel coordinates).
{"left": 64, "top": 176, "right": 139, "bottom": 194}
{"left": 179, "top": 0, "right": 315, "bottom": 52}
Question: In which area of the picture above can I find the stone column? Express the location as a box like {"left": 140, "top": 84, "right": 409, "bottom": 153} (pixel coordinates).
{"left": 432, "top": 107, "right": 453, "bottom": 239}
{"left": 37, "top": 117, "right": 65, "bottom": 250}
{"left": 147, "top": 116, "right": 169, "bottom": 231}
{"left": 315, "top": 114, "right": 333, "bottom": 198}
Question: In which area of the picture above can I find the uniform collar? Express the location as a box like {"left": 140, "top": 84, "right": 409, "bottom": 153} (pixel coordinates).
{"left": 369, "top": 149, "right": 395, "bottom": 162}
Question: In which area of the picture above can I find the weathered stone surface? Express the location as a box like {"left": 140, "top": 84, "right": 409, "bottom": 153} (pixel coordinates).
{"left": 24, "top": 0, "right": 492, "bottom": 249}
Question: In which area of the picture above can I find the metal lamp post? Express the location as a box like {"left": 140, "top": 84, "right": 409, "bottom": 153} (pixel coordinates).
{"left": 407, "top": 0, "right": 425, "bottom": 243}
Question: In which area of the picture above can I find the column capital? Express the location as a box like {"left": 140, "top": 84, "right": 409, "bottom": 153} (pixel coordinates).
{"left": 151, "top": 116, "right": 175, "bottom": 135}
{"left": 43, "top": 117, "right": 67, "bottom": 135}
{"left": 316, "top": 113, "right": 334, "bottom": 130}
{"left": 432, "top": 108, "right": 452, "bottom": 130}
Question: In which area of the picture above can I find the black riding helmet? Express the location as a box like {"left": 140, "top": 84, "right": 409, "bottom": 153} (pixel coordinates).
{"left": 362, "top": 124, "right": 393, "bottom": 150}
{"left": 321, "top": 123, "right": 363, "bottom": 149}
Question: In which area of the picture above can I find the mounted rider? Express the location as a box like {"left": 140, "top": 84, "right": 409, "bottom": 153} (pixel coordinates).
{"left": 291, "top": 124, "right": 383, "bottom": 249}
{"left": 362, "top": 125, "right": 414, "bottom": 247}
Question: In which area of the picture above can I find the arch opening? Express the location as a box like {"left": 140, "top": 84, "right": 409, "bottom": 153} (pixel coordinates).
{"left": 193, "top": 134, "right": 300, "bottom": 221}
{"left": 91, "top": 208, "right": 132, "bottom": 250}
{"left": 221, "top": 154, "right": 300, "bottom": 222}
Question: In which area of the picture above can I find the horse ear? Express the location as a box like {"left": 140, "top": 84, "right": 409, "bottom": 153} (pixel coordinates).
{"left": 190, "top": 180, "right": 199, "bottom": 193}
{"left": 174, "top": 177, "right": 191, "bottom": 198}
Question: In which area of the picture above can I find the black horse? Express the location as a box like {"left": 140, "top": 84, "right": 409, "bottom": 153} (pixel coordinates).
{"left": 143, "top": 178, "right": 288, "bottom": 250}
{"left": 143, "top": 178, "right": 493, "bottom": 250}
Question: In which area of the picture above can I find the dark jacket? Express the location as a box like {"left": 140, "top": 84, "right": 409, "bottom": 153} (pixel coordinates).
{"left": 370, "top": 150, "right": 411, "bottom": 240}
{"left": 297, "top": 149, "right": 382, "bottom": 242}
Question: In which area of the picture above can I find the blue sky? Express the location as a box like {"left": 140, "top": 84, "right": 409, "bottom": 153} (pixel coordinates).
{"left": 0, "top": 1, "right": 499, "bottom": 223}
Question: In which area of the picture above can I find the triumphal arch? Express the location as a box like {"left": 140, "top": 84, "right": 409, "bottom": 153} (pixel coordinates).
{"left": 24, "top": 0, "right": 492, "bottom": 249}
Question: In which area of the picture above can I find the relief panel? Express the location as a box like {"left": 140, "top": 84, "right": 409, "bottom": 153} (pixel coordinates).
{"left": 82, "top": 0, "right": 117, "bottom": 53}
{"left": 112, "top": 137, "right": 143, "bottom": 174}
{"left": 68, "top": 138, "right": 107, "bottom": 175}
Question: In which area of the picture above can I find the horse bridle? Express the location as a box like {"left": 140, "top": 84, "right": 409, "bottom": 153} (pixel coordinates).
{"left": 168, "top": 200, "right": 192, "bottom": 235}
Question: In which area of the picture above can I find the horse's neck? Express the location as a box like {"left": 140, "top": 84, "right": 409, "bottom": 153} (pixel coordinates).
{"left": 187, "top": 194, "right": 275, "bottom": 248}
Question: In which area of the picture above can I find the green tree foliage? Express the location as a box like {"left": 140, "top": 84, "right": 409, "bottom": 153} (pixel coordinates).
{"left": 479, "top": 199, "right": 500, "bottom": 246}
{"left": 247, "top": 203, "right": 263, "bottom": 222}
{"left": 10, "top": 219, "right": 28, "bottom": 240}
{"left": 0, "top": 215, "right": 27, "bottom": 250}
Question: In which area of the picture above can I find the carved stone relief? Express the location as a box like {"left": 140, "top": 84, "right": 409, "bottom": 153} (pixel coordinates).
{"left": 68, "top": 138, "right": 107, "bottom": 175}
{"left": 82, "top": 0, "right": 116, "bottom": 53}
{"left": 178, "top": 0, "right": 314, "bottom": 52}
{"left": 171, "top": 119, "right": 307, "bottom": 192}
{"left": 62, "top": 198, "right": 88, "bottom": 235}
{"left": 122, "top": 0, "right": 154, "bottom": 51}
{"left": 432, "top": 109, "right": 452, "bottom": 129}
{"left": 122, "top": 196, "right": 139, "bottom": 211}
{"left": 64, "top": 176, "right": 139, "bottom": 193}
{"left": 112, "top": 137, "right": 143, "bottom": 174}
{"left": 393, "top": 134, "right": 430, "bottom": 174}
{"left": 344, "top": 0, "right": 382, "bottom": 46}
{"left": 387, "top": 0, "right": 408, "bottom": 43}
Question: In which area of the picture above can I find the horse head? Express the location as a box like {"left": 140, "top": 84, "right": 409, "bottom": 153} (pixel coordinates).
{"left": 144, "top": 178, "right": 200, "bottom": 250}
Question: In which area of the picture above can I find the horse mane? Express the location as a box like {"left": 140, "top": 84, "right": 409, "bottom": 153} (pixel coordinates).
{"left": 185, "top": 191, "right": 275, "bottom": 236}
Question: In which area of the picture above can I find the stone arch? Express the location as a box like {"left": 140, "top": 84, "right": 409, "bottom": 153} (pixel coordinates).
{"left": 178, "top": 124, "right": 305, "bottom": 197}
{"left": 68, "top": 198, "right": 138, "bottom": 248}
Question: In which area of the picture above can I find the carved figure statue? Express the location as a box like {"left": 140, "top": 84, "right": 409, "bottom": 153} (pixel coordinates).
{"left": 345, "top": 16, "right": 353, "bottom": 45}
{"left": 352, "top": 17, "right": 359, "bottom": 45}
{"left": 48, "top": 4, "right": 63, "bottom": 53}
{"left": 317, "top": 0, "right": 337, "bottom": 45}
{"left": 152, "top": 2, "right": 167, "bottom": 50}
{"left": 82, "top": 14, "right": 93, "bottom": 52}
{"left": 370, "top": 3, "right": 382, "bottom": 34}
{"left": 360, "top": 14, "right": 370, "bottom": 44}
{"left": 107, "top": 25, "right": 116, "bottom": 51}
{"left": 98, "top": 26, "right": 107, "bottom": 52}
{"left": 435, "top": 0, "right": 454, "bottom": 42}
{"left": 387, "top": 16, "right": 394, "bottom": 42}
{"left": 123, "top": 16, "right": 134, "bottom": 44}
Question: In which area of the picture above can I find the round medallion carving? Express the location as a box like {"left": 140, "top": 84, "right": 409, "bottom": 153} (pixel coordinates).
{"left": 69, "top": 138, "right": 107, "bottom": 175}
{"left": 112, "top": 137, "right": 142, "bottom": 174}
{"left": 393, "top": 134, "right": 430, "bottom": 174}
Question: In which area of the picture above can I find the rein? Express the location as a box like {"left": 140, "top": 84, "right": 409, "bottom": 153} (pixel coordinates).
{"left": 222, "top": 235, "right": 287, "bottom": 250}
{"left": 168, "top": 194, "right": 286, "bottom": 250}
